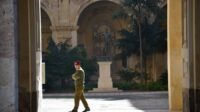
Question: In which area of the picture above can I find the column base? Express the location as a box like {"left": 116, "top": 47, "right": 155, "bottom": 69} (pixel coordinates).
{"left": 169, "top": 110, "right": 183, "bottom": 112}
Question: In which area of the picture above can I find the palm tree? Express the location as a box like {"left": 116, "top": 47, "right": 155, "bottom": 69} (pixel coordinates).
{"left": 113, "top": 0, "right": 166, "bottom": 83}
{"left": 114, "top": 29, "right": 140, "bottom": 67}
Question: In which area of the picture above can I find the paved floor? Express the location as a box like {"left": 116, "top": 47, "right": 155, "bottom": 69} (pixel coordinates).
{"left": 42, "top": 92, "right": 169, "bottom": 112}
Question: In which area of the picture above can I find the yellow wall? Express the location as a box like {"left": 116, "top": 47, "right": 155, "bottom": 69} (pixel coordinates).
{"left": 168, "top": 0, "right": 183, "bottom": 111}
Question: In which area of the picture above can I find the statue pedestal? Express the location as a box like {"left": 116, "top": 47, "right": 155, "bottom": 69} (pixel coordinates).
{"left": 91, "top": 61, "right": 119, "bottom": 92}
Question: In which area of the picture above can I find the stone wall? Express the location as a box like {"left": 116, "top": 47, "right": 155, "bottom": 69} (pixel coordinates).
{"left": 127, "top": 53, "right": 167, "bottom": 81}
{"left": 0, "top": 0, "right": 18, "bottom": 111}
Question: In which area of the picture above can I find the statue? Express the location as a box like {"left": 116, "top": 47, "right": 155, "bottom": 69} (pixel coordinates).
{"left": 93, "top": 25, "right": 114, "bottom": 60}
{"left": 103, "top": 29, "right": 111, "bottom": 56}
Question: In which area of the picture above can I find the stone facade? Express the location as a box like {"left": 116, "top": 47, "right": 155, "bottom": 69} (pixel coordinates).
{"left": 41, "top": 0, "right": 167, "bottom": 81}
{"left": 40, "top": 0, "right": 122, "bottom": 50}
{"left": 0, "top": 0, "right": 18, "bottom": 111}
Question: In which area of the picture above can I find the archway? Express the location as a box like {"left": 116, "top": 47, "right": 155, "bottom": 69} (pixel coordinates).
{"left": 14, "top": 0, "right": 198, "bottom": 111}
{"left": 77, "top": 1, "right": 126, "bottom": 80}
{"left": 40, "top": 8, "right": 52, "bottom": 96}
{"left": 41, "top": 8, "right": 52, "bottom": 53}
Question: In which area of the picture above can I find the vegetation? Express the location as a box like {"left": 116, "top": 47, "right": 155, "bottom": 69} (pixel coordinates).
{"left": 42, "top": 0, "right": 168, "bottom": 92}
{"left": 115, "top": 68, "right": 168, "bottom": 91}
{"left": 118, "top": 68, "right": 140, "bottom": 82}
{"left": 113, "top": 0, "right": 167, "bottom": 83}
{"left": 114, "top": 68, "right": 168, "bottom": 91}
{"left": 159, "top": 70, "right": 168, "bottom": 86}
{"left": 114, "top": 76, "right": 168, "bottom": 91}
{"left": 114, "top": 81, "right": 167, "bottom": 91}
{"left": 42, "top": 38, "right": 97, "bottom": 92}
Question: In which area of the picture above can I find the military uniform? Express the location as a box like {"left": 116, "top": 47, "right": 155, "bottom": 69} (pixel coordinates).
{"left": 72, "top": 67, "right": 90, "bottom": 112}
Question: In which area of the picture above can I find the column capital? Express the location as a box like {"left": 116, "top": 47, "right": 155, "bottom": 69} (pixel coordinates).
{"left": 50, "top": 25, "right": 79, "bottom": 45}
{"left": 50, "top": 25, "right": 79, "bottom": 31}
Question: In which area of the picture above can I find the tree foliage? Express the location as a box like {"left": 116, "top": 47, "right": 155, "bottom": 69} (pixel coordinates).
{"left": 43, "top": 38, "right": 97, "bottom": 92}
{"left": 113, "top": 0, "right": 167, "bottom": 83}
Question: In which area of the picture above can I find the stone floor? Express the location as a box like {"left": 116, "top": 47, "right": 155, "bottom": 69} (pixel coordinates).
{"left": 42, "top": 92, "right": 169, "bottom": 112}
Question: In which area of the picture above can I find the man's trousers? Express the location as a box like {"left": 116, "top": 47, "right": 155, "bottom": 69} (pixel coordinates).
{"left": 73, "top": 86, "right": 89, "bottom": 109}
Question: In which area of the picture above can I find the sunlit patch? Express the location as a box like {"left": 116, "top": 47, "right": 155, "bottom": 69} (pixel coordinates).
{"left": 42, "top": 97, "right": 168, "bottom": 112}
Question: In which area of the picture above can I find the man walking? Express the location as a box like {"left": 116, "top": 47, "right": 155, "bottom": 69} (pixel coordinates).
{"left": 71, "top": 61, "right": 90, "bottom": 112}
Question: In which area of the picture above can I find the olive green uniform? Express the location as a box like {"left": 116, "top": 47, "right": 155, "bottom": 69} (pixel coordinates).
{"left": 72, "top": 68, "right": 89, "bottom": 110}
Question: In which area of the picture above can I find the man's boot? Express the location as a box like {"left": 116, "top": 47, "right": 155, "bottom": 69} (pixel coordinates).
{"left": 82, "top": 107, "right": 90, "bottom": 112}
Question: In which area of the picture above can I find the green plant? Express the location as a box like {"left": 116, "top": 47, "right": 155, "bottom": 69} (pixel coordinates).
{"left": 118, "top": 68, "right": 140, "bottom": 82}
{"left": 85, "top": 83, "right": 97, "bottom": 92}
{"left": 146, "top": 81, "right": 166, "bottom": 91}
{"left": 159, "top": 70, "right": 168, "bottom": 86}
{"left": 133, "top": 81, "right": 167, "bottom": 91}
{"left": 114, "top": 81, "right": 135, "bottom": 90}
{"left": 114, "top": 81, "right": 167, "bottom": 91}
{"left": 43, "top": 38, "right": 97, "bottom": 92}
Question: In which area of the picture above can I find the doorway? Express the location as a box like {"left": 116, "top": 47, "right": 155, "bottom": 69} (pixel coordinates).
{"left": 17, "top": 0, "right": 190, "bottom": 112}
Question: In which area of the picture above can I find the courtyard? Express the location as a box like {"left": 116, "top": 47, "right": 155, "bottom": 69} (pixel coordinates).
{"left": 42, "top": 92, "right": 168, "bottom": 112}
{"left": 1, "top": 0, "right": 200, "bottom": 111}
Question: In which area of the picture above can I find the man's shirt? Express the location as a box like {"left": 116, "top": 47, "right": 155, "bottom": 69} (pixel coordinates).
{"left": 72, "top": 68, "right": 85, "bottom": 87}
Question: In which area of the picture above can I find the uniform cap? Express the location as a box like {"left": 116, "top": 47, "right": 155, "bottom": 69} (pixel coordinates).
{"left": 74, "top": 61, "right": 81, "bottom": 65}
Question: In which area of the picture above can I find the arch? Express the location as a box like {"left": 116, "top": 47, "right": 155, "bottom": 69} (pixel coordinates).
{"left": 76, "top": 0, "right": 122, "bottom": 51}
{"left": 74, "top": 0, "right": 121, "bottom": 26}
{"left": 41, "top": 8, "right": 52, "bottom": 30}
{"left": 76, "top": 0, "right": 124, "bottom": 77}
{"left": 41, "top": 8, "right": 53, "bottom": 52}
{"left": 40, "top": 4, "right": 54, "bottom": 26}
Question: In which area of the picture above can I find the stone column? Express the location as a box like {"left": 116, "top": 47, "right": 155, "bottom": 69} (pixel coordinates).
{"left": 92, "top": 61, "right": 119, "bottom": 92}
{"left": 182, "top": 0, "right": 194, "bottom": 112}
{"left": 0, "top": 0, "right": 18, "bottom": 111}
{"left": 18, "top": 0, "right": 42, "bottom": 111}
{"left": 182, "top": 1, "right": 200, "bottom": 111}
{"left": 194, "top": 0, "right": 200, "bottom": 111}
{"left": 168, "top": 0, "right": 183, "bottom": 111}
{"left": 71, "top": 28, "right": 78, "bottom": 47}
